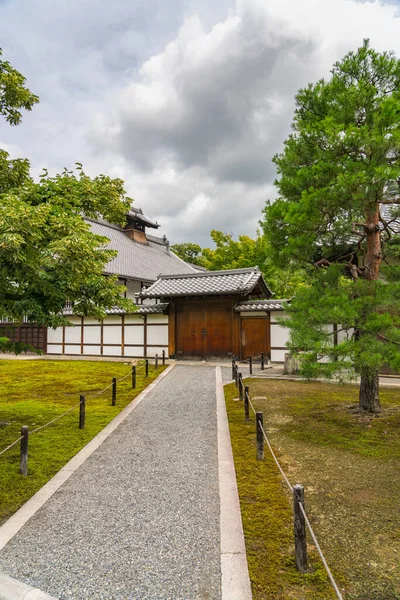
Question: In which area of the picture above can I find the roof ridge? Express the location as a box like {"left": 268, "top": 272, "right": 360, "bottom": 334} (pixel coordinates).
{"left": 157, "top": 267, "right": 259, "bottom": 280}
{"left": 85, "top": 217, "right": 124, "bottom": 232}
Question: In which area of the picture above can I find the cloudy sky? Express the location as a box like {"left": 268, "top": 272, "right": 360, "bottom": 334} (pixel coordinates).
{"left": 1, "top": 0, "right": 400, "bottom": 245}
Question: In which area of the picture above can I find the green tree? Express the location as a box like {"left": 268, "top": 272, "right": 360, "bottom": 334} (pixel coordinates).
{"left": 262, "top": 40, "right": 400, "bottom": 412}
{"left": 172, "top": 230, "right": 305, "bottom": 297}
{"left": 201, "top": 230, "right": 304, "bottom": 297}
{"left": 0, "top": 50, "right": 135, "bottom": 351}
{"left": 171, "top": 242, "right": 208, "bottom": 267}
{"left": 0, "top": 48, "right": 39, "bottom": 125}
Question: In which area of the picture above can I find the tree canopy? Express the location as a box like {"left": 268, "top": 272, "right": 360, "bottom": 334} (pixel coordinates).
{"left": 0, "top": 50, "right": 135, "bottom": 351}
{"left": 262, "top": 40, "right": 400, "bottom": 411}
{"left": 0, "top": 48, "right": 39, "bottom": 125}
{"left": 171, "top": 242, "right": 208, "bottom": 268}
{"left": 173, "top": 230, "right": 305, "bottom": 297}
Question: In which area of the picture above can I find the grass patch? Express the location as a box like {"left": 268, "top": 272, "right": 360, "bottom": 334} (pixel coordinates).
{"left": 225, "top": 382, "right": 336, "bottom": 600}
{"left": 0, "top": 359, "right": 165, "bottom": 523}
{"left": 225, "top": 379, "right": 400, "bottom": 600}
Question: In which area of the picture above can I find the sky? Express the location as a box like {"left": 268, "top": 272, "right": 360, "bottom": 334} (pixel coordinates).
{"left": 1, "top": 0, "right": 400, "bottom": 246}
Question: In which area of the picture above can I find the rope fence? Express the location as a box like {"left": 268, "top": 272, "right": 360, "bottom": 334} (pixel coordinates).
{"left": 232, "top": 359, "right": 344, "bottom": 600}
{"left": 232, "top": 353, "right": 273, "bottom": 375}
{"left": 0, "top": 353, "right": 166, "bottom": 474}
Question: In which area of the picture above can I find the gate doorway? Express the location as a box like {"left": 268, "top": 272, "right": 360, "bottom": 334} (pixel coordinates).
{"left": 176, "top": 300, "right": 234, "bottom": 359}
{"left": 240, "top": 316, "right": 270, "bottom": 360}
{"left": 0, "top": 323, "right": 47, "bottom": 353}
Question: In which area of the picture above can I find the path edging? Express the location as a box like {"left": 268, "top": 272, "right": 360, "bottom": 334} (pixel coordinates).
{"left": 0, "top": 573, "right": 57, "bottom": 600}
{"left": 216, "top": 366, "right": 252, "bottom": 600}
{"left": 0, "top": 364, "right": 175, "bottom": 553}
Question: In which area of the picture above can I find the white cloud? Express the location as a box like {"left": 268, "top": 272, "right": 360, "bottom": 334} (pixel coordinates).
{"left": 1, "top": 0, "right": 400, "bottom": 244}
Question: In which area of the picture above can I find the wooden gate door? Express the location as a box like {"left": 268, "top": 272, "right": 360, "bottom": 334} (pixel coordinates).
{"left": 204, "top": 301, "right": 233, "bottom": 358}
{"left": 0, "top": 323, "right": 47, "bottom": 352}
{"left": 241, "top": 316, "right": 270, "bottom": 360}
{"left": 176, "top": 303, "right": 205, "bottom": 359}
{"left": 175, "top": 300, "right": 234, "bottom": 359}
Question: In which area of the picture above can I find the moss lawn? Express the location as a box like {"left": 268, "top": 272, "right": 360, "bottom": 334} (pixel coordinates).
{"left": 225, "top": 378, "right": 400, "bottom": 600}
{"left": 0, "top": 359, "right": 165, "bottom": 523}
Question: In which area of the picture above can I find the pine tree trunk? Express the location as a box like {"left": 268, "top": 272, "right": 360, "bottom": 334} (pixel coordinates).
{"left": 358, "top": 205, "right": 382, "bottom": 411}
{"left": 359, "top": 367, "right": 381, "bottom": 413}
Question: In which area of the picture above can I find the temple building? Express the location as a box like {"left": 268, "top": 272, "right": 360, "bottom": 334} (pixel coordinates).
{"left": 22, "top": 206, "right": 291, "bottom": 361}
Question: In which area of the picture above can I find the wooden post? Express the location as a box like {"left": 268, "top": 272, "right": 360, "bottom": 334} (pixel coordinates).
{"left": 261, "top": 352, "right": 264, "bottom": 371}
{"left": 232, "top": 359, "right": 235, "bottom": 380}
{"left": 162, "top": 350, "right": 165, "bottom": 366}
{"left": 145, "top": 359, "right": 149, "bottom": 377}
{"left": 234, "top": 365, "right": 238, "bottom": 387}
{"left": 112, "top": 377, "right": 117, "bottom": 406}
{"left": 238, "top": 373, "right": 243, "bottom": 401}
{"left": 244, "top": 386, "right": 250, "bottom": 422}
{"left": 293, "top": 484, "right": 308, "bottom": 573}
{"left": 249, "top": 356, "right": 253, "bottom": 375}
{"left": 155, "top": 354, "right": 158, "bottom": 369}
{"left": 79, "top": 395, "right": 86, "bottom": 429}
{"left": 256, "top": 412, "right": 264, "bottom": 460}
{"left": 20, "top": 425, "right": 28, "bottom": 476}
{"left": 132, "top": 365, "right": 136, "bottom": 389}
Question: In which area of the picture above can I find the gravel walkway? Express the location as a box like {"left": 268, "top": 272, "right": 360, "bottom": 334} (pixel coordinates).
{"left": 0, "top": 365, "right": 221, "bottom": 600}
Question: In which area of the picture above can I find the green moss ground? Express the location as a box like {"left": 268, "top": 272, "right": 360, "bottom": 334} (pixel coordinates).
{"left": 225, "top": 379, "right": 400, "bottom": 600}
{"left": 0, "top": 359, "right": 165, "bottom": 523}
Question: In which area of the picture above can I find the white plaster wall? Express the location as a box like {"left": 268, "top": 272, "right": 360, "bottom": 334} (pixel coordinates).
{"left": 146, "top": 346, "right": 168, "bottom": 358}
{"left": 124, "top": 347, "right": 145, "bottom": 357}
{"left": 64, "top": 327, "right": 81, "bottom": 344}
{"left": 64, "top": 344, "right": 81, "bottom": 354}
{"left": 147, "top": 326, "right": 168, "bottom": 346}
{"left": 47, "top": 344, "right": 62, "bottom": 354}
{"left": 124, "top": 326, "right": 144, "bottom": 345}
{"left": 48, "top": 328, "right": 63, "bottom": 343}
{"left": 270, "top": 325, "right": 290, "bottom": 349}
{"left": 337, "top": 328, "right": 354, "bottom": 342}
{"left": 104, "top": 346, "right": 122, "bottom": 356}
{"left": 270, "top": 311, "right": 290, "bottom": 363}
{"left": 83, "top": 326, "right": 101, "bottom": 344}
{"left": 125, "top": 314, "right": 143, "bottom": 324}
{"left": 104, "top": 316, "right": 122, "bottom": 324}
{"left": 103, "top": 326, "right": 122, "bottom": 345}
{"left": 271, "top": 349, "right": 286, "bottom": 363}
{"left": 66, "top": 316, "right": 81, "bottom": 325}
{"left": 148, "top": 314, "right": 168, "bottom": 324}
{"left": 83, "top": 345, "right": 101, "bottom": 355}
{"left": 126, "top": 280, "right": 141, "bottom": 300}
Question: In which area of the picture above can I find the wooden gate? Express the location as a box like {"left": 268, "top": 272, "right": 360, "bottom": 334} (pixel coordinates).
{"left": 176, "top": 300, "right": 234, "bottom": 359}
{"left": 0, "top": 323, "right": 47, "bottom": 353}
{"left": 240, "top": 316, "right": 270, "bottom": 360}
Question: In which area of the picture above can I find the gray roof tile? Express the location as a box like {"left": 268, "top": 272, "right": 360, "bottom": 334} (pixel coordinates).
{"left": 63, "top": 303, "right": 169, "bottom": 316}
{"left": 137, "top": 303, "right": 169, "bottom": 314}
{"left": 140, "top": 268, "right": 271, "bottom": 298}
{"left": 235, "top": 299, "right": 288, "bottom": 312}
{"left": 86, "top": 219, "right": 196, "bottom": 282}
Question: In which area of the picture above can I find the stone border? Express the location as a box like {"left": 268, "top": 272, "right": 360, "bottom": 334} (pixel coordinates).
{"left": 0, "top": 573, "right": 57, "bottom": 600}
{"left": 0, "top": 364, "right": 175, "bottom": 553}
{"left": 215, "top": 366, "right": 252, "bottom": 600}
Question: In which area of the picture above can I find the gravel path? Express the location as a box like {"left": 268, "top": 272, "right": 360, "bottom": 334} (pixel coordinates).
{"left": 0, "top": 365, "right": 221, "bottom": 600}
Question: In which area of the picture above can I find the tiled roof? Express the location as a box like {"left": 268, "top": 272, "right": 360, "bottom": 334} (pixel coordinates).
{"left": 137, "top": 303, "right": 169, "bottom": 314}
{"left": 381, "top": 204, "right": 400, "bottom": 234}
{"left": 235, "top": 299, "right": 288, "bottom": 312}
{"left": 63, "top": 303, "right": 169, "bottom": 316}
{"left": 126, "top": 206, "right": 159, "bottom": 229}
{"left": 86, "top": 219, "right": 196, "bottom": 282}
{"left": 140, "top": 268, "right": 272, "bottom": 298}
